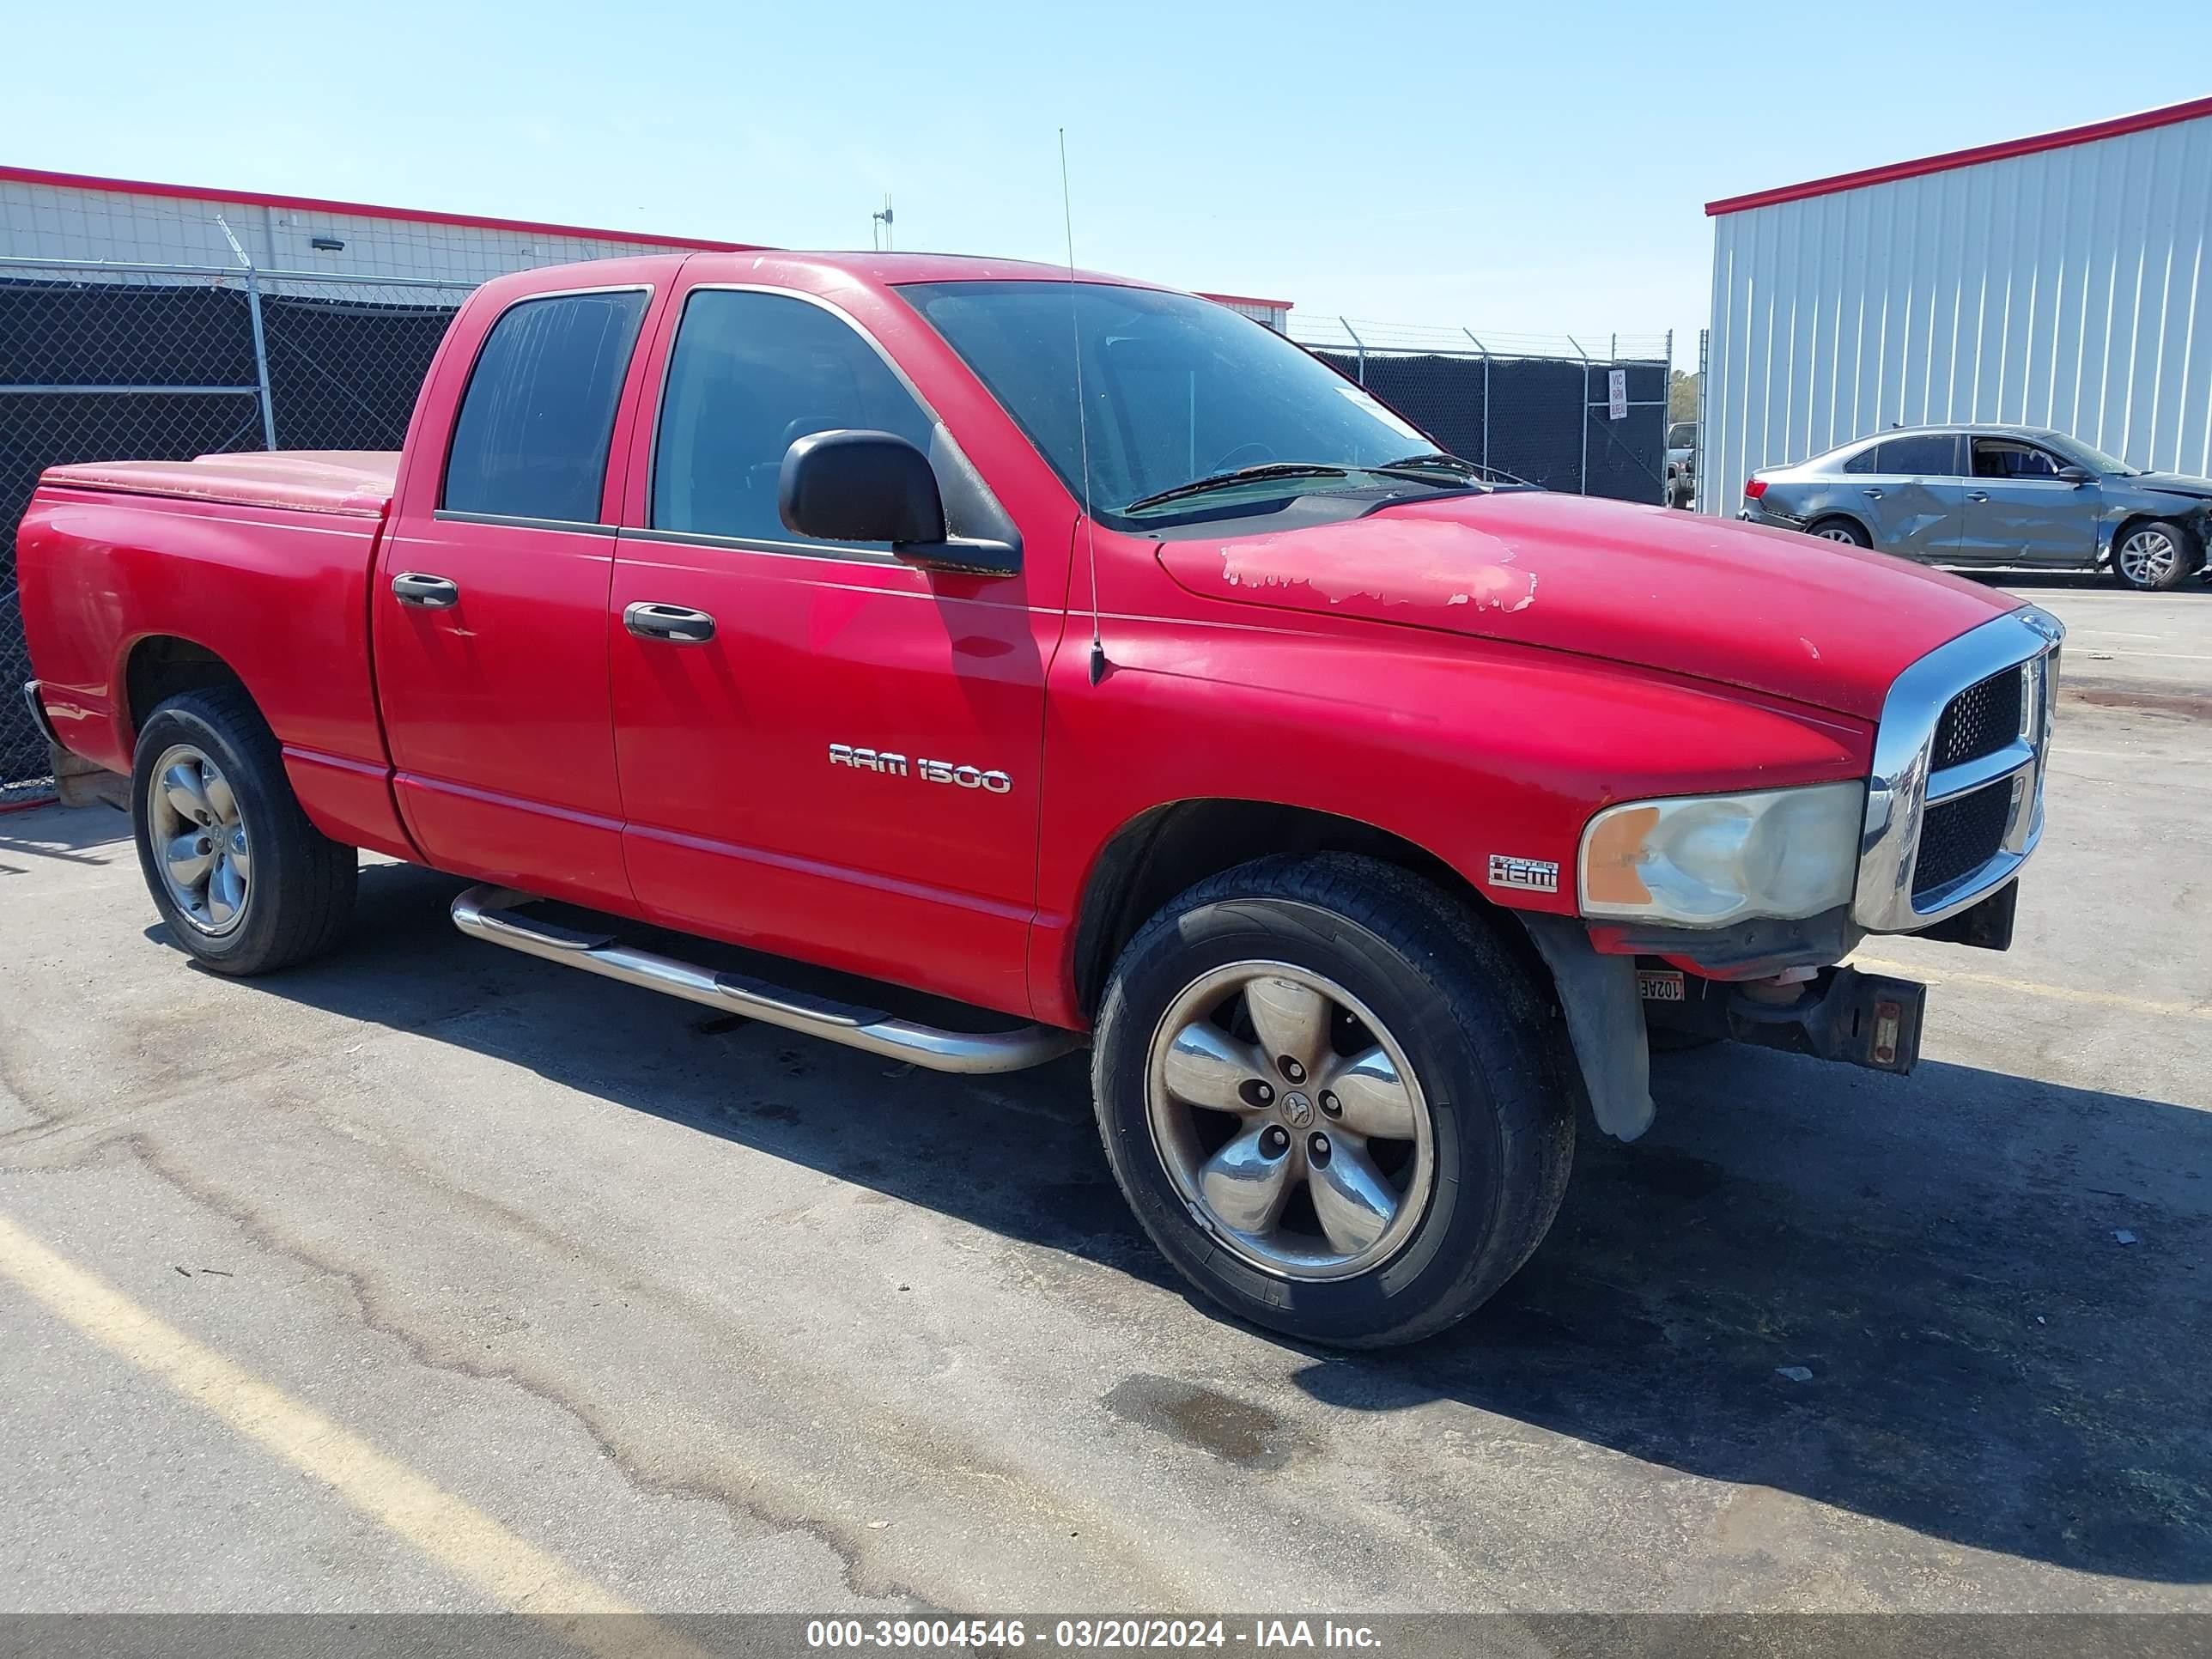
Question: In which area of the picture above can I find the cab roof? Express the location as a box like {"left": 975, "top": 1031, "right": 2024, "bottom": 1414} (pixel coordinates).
{"left": 479, "top": 248, "right": 1160, "bottom": 305}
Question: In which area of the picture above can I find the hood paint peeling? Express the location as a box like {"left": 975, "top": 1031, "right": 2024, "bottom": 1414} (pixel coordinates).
{"left": 1215, "top": 517, "right": 1539, "bottom": 614}
{"left": 1158, "top": 491, "right": 2021, "bottom": 720}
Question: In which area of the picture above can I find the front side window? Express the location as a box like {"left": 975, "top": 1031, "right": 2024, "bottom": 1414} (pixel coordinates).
{"left": 1972, "top": 438, "right": 2063, "bottom": 479}
{"left": 442, "top": 289, "right": 648, "bottom": 524}
{"left": 652, "top": 290, "right": 934, "bottom": 544}
{"left": 901, "top": 281, "right": 1449, "bottom": 526}
{"left": 1875, "top": 434, "right": 1959, "bottom": 477}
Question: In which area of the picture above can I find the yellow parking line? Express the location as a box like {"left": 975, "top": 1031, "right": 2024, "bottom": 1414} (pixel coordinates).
{"left": 1852, "top": 957, "right": 2212, "bottom": 1022}
{"left": 0, "top": 1209, "right": 711, "bottom": 1659}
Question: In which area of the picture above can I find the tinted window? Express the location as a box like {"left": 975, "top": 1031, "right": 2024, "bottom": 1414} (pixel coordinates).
{"left": 1972, "top": 439, "right": 2063, "bottom": 479}
{"left": 902, "top": 282, "right": 1432, "bottom": 525}
{"left": 1875, "top": 434, "right": 1959, "bottom": 476}
{"left": 442, "top": 290, "right": 648, "bottom": 524}
{"left": 1841, "top": 444, "right": 1879, "bottom": 474}
{"left": 652, "top": 290, "right": 933, "bottom": 544}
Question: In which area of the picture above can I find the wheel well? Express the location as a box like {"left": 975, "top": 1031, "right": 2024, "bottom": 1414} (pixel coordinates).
{"left": 2108, "top": 513, "right": 2203, "bottom": 568}
{"left": 1070, "top": 799, "right": 1516, "bottom": 1018}
{"left": 1805, "top": 513, "right": 1868, "bottom": 544}
{"left": 125, "top": 637, "right": 249, "bottom": 743}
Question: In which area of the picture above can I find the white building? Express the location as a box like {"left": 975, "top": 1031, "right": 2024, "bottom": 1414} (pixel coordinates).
{"left": 0, "top": 165, "right": 1291, "bottom": 325}
{"left": 1698, "top": 95, "right": 2212, "bottom": 512}
{"left": 0, "top": 165, "right": 757, "bottom": 283}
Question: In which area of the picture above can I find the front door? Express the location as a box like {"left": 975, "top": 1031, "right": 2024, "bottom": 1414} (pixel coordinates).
{"left": 1959, "top": 435, "right": 2100, "bottom": 566}
{"left": 374, "top": 282, "right": 658, "bottom": 911}
{"left": 607, "top": 285, "right": 1060, "bottom": 1018}
{"left": 1851, "top": 432, "right": 1966, "bottom": 562}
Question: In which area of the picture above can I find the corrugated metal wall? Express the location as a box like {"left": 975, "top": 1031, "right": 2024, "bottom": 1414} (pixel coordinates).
{"left": 1700, "top": 112, "right": 2212, "bottom": 511}
{"left": 0, "top": 178, "right": 718, "bottom": 283}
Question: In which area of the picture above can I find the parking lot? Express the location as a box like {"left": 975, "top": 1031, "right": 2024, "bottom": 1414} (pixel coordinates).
{"left": 0, "top": 579, "right": 2206, "bottom": 1621}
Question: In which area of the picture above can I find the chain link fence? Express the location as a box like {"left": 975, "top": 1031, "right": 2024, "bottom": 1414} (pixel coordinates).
{"left": 2, "top": 258, "right": 471, "bottom": 799}
{"left": 1292, "top": 317, "right": 1673, "bottom": 501}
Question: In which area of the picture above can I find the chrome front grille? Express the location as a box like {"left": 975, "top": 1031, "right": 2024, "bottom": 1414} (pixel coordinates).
{"left": 1911, "top": 780, "right": 2016, "bottom": 899}
{"left": 1853, "top": 607, "right": 2063, "bottom": 933}
{"left": 1932, "top": 665, "right": 2026, "bottom": 770}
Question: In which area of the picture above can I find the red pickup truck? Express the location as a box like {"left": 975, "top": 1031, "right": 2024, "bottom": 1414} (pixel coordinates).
{"left": 17, "top": 252, "right": 2061, "bottom": 1346}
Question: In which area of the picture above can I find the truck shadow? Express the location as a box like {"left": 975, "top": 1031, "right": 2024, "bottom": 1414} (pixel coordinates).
{"left": 224, "top": 859, "right": 2210, "bottom": 1588}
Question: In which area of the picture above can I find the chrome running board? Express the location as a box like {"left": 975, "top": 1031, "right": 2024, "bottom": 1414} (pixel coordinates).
{"left": 450, "top": 884, "right": 1080, "bottom": 1076}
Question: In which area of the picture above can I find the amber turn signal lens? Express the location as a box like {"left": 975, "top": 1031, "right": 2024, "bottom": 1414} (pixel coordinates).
{"left": 1583, "top": 805, "right": 1659, "bottom": 906}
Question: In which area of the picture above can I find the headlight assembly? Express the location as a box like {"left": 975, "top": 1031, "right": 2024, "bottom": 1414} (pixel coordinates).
{"left": 1578, "top": 781, "right": 1866, "bottom": 927}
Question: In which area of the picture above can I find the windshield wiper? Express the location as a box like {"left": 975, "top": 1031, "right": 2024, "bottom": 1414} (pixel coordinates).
{"left": 1376, "top": 452, "right": 1479, "bottom": 477}
{"left": 1122, "top": 463, "right": 1348, "bottom": 514}
{"left": 1375, "top": 452, "right": 1540, "bottom": 489}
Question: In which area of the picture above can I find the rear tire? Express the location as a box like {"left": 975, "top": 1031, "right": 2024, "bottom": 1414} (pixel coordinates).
{"left": 131, "top": 687, "right": 356, "bottom": 975}
{"left": 1807, "top": 516, "right": 1871, "bottom": 548}
{"left": 1091, "top": 854, "right": 1574, "bottom": 1348}
{"left": 2112, "top": 520, "right": 2197, "bottom": 592}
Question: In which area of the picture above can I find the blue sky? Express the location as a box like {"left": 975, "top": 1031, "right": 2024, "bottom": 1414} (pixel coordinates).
{"left": 6, "top": 1, "right": 2209, "bottom": 363}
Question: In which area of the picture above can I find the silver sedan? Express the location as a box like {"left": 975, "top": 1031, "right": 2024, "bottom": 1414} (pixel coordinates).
{"left": 1740, "top": 424, "right": 2212, "bottom": 591}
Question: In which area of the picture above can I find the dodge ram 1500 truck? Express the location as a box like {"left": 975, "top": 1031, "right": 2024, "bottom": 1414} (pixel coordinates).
{"left": 18, "top": 252, "right": 2061, "bottom": 1346}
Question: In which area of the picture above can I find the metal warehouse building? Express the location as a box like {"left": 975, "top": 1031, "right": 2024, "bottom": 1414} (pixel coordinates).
{"left": 1698, "top": 95, "right": 2212, "bottom": 513}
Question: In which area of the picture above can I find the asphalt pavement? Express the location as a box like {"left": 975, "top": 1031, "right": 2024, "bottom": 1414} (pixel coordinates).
{"left": 1, "top": 576, "right": 2206, "bottom": 1623}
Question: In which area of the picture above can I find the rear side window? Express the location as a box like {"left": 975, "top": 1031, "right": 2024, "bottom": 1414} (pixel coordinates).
{"left": 1874, "top": 434, "right": 1960, "bottom": 476}
{"left": 651, "top": 290, "right": 934, "bottom": 545}
{"left": 442, "top": 289, "right": 649, "bottom": 525}
{"left": 1841, "top": 445, "right": 1878, "bottom": 474}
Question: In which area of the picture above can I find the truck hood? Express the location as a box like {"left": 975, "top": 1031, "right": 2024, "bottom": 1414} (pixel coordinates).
{"left": 1156, "top": 491, "right": 2021, "bottom": 721}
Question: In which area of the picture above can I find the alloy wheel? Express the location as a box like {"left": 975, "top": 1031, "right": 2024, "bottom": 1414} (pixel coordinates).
{"left": 146, "top": 743, "right": 252, "bottom": 935}
{"left": 1144, "top": 961, "right": 1434, "bottom": 1280}
{"left": 2118, "top": 527, "right": 2179, "bottom": 587}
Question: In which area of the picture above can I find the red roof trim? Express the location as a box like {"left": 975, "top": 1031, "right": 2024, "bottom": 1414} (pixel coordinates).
{"left": 1705, "top": 94, "right": 2212, "bottom": 216}
{"left": 0, "top": 164, "right": 762, "bottom": 252}
{"left": 1197, "top": 290, "right": 1295, "bottom": 311}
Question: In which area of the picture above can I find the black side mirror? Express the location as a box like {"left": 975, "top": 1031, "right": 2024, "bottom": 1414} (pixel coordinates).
{"left": 780, "top": 429, "right": 945, "bottom": 544}
{"left": 2057, "top": 465, "right": 2095, "bottom": 485}
{"left": 778, "top": 429, "right": 1020, "bottom": 576}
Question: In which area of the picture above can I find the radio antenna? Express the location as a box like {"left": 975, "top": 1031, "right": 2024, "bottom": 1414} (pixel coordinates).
{"left": 1060, "top": 128, "right": 1108, "bottom": 687}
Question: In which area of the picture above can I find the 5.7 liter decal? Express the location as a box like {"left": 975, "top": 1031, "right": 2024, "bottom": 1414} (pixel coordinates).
{"left": 829, "top": 744, "right": 1012, "bottom": 795}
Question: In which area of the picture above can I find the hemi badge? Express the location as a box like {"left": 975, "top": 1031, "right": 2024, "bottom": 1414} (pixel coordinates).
{"left": 1488, "top": 854, "right": 1559, "bottom": 893}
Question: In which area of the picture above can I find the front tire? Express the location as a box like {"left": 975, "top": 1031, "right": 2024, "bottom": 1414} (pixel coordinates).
{"left": 1091, "top": 854, "right": 1573, "bottom": 1348}
{"left": 131, "top": 687, "right": 356, "bottom": 975}
{"left": 2112, "top": 520, "right": 2197, "bottom": 592}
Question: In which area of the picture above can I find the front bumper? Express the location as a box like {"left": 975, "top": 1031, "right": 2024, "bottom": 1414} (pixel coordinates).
{"left": 1641, "top": 962, "right": 1926, "bottom": 1074}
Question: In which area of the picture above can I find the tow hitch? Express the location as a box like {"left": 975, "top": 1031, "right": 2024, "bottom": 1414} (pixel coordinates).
{"left": 1640, "top": 963, "right": 1926, "bottom": 1074}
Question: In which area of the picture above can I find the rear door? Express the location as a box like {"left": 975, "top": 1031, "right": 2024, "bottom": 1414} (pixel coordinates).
{"left": 1960, "top": 435, "right": 2099, "bottom": 566}
{"left": 1853, "top": 433, "right": 1966, "bottom": 561}
{"left": 374, "top": 278, "right": 662, "bottom": 909}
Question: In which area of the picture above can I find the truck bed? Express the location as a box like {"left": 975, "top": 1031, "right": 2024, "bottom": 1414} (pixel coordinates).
{"left": 40, "top": 451, "right": 398, "bottom": 518}
{"left": 17, "top": 448, "right": 412, "bottom": 860}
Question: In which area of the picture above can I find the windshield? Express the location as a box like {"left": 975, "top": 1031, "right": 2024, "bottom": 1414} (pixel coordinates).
{"left": 2042, "top": 432, "right": 2136, "bottom": 475}
{"left": 900, "top": 281, "right": 1444, "bottom": 523}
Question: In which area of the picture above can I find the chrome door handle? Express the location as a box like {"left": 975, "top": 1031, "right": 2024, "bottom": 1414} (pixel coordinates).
{"left": 623, "top": 602, "right": 717, "bottom": 644}
{"left": 391, "top": 572, "right": 459, "bottom": 608}
{"left": 1966, "top": 490, "right": 1990, "bottom": 502}
{"left": 1861, "top": 488, "right": 1884, "bottom": 499}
